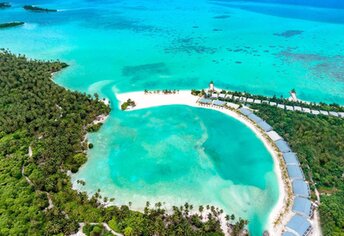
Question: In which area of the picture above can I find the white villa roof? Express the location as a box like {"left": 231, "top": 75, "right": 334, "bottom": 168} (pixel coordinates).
{"left": 226, "top": 102, "right": 240, "bottom": 109}
{"left": 211, "top": 93, "right": 218, "bottom": 98}
{"left": 219, "top": 93, "right": 226, "bottom": 98}
{"left": 294, "top": 106, "right": 302, "bottom": 111}
{"left": 226, "top": 94, "right": 233, "bottom": 99}
{"left": 266, "top": 131, "right": 282, "bottom": 142}
{"left": 262, "top": 100, "right": 269, "bottom": 104}
{"left": 339, "top": 112, "right": 344, "bottom": 118}
{"left": 277, "top": 104, "right": 285, "bottom": 109}
{"left": 311, "top": 110, "right": 320, "bottom": 115}
{"left": 246, "top": 98, "right": 254, "bottom": 103}
{"left": 286, "top": 105, "right": 294, "bottom": 111}
{"left": 329, "top": 111, "right": 339, "bottom": 117}
{"left": 254, "top": 99, "right": 262, "bottom": 104}
{"left": 270, "top": 102, "right": 277, "bottom": 106}
{"left": 302, "top": 107, "right": 311, "bottom": 113}
{"left": 319, "top": 110, "right": 329, "bottom": 115}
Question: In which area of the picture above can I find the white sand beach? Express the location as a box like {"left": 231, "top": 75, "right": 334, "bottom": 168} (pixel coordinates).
{"left": 115, "top": 90, "right": 289, "bottom": 235}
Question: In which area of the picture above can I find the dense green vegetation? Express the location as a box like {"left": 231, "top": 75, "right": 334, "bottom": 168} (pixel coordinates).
{"left": 251, "top": 104, "right": 344, "bottom": 235}
{"left": 0, "top": 22, "right": 24, "bottom": 29}
{"left": 0, "top": 51, "right": 247, "bottom": 235}
{"left": 23, "top": 5, "right": 57, "bottom": 12}
{"left": 121, "top": 99, "right": 136, "bottom": 110}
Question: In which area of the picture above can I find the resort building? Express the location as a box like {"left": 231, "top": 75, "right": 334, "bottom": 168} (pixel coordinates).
{"left": 198, "top": 98, "right": 212, "bottom": 105}
{"left": 266, "top": 131, "right": 282, "bottom": 142}
{"left": 247, "top": 113, "right": 264, "bottom": 124}
{"left": 287, "top": 165, "right": 305, "bottom": 181}
{"left": 283, "top": 153, "right": 300, "bottom": 166}
{"left": 254, "top": 99, "right": 262, "bottom": 104}
{"left": 209, "top": 81, "right": 214, "bottom": 92}
{"left": 239, "top": 108, "right": 253, "bottom": 116}
{"left": 257, "top": 121, "right": 273, "bottom": 132}
{"left": 289, "top": 89, "right": 298, "bottom": 102}
{"left": 277, "top": 104, "right": 285, "bottom": 109}
{"left": 211, "top": 93, "right": 218, "bottom": 99}
{"left": 319, "top": 110, "right": 329, "bottom": 116}
{"left": 226, "top": 94, "right": 233, "bottom": 99}
{"left": 239, "top": 96, "right": 247, "bottom": 102}
{"left": 294, "top": 106, "right": 302, "bottom": 112}
{"left": 311, "top": 110, "right": 320, "bottom": 115}
{"left": 285, "top": 215, "right": 312, "bottom": 236}
{"left": 292, "top": 180, "right": 310, "bottom": 198}
{"left": 246, "top": 98, "right": 254, "bottom": 103}
{"left": 213, "top": 100, "right": 226, "bottom": 107}
{"left": 286, "top": 105, "right": 294, "bottom": 111}
{"left": 329, "top": 111, "right": 339, "bottom": 117}
{"left": 275, "top": 140, "right": 291, "bottom": 153}
{"left": 302, "top": 108, "right": 311, "bottom": 114}
{"left": 270, "top": 102, "right": 277, "bottom": 106}
{"left": 219, "top": 93, "right": 226, "bottom": 99}
{"left": 234, "top": 105, "right": 315, "bottom": 236}
{"left": 339, "top": 112, "right": 344, "bottom": 118}
{"left": 292, "top": 197, "right": 313, "bottom": 218}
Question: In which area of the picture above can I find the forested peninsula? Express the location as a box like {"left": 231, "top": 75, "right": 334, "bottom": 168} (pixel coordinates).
{"left": 0, "top": 51, "right": 247, "bottom": 236}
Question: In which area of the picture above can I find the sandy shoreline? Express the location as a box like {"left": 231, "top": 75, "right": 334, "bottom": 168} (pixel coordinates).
{"left": 116, "top": 90, "right": 289, "bottom": 235}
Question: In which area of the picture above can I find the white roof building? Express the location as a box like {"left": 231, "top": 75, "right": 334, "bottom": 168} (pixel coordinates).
{"left": 302, "top": 107, "right": 311, "bottom": 113}
{"left": 211, "top": 93, "right": 218, "bottom": 98}
{"left": 286, "top": 105, "right": 294, "bottom": 111}
{"left": 311, "top": 110, "right": 320, "bottom": 115}
{"left": 266, "top": 131, "right": 283, "bottom": 142}
{"left": 319, "top": 110, "right": 329, "bottom": 116}
{"left": 329, "top": 111, "right": 339, "bottom": 117}
{"left": 246, "top": 98, "right": 254, "bottom": 103}
{"left": 294, "top": 106, "right": 302, "bottom": 112}
{"left": 254, "top": 99, "right": 262, "bottom": 104}
{"left": 277, "top": 104, "right": 285, "bottom": 109}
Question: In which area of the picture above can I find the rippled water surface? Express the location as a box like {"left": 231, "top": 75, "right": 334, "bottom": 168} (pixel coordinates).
{"left": 2, "top": 0, "right": 344, "bottom": 234}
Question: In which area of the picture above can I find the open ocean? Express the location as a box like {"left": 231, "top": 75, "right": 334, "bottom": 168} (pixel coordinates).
{"left": 1, "top": 0, "right": 343, "bottom": 234}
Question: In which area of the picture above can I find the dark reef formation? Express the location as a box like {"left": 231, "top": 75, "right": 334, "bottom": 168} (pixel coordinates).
{"left": 23, "top": 5, "right": 57, "bottom": 12}
{"left": 0, "top": 22, "right": 24, "bottom": 29}
{"left": 274, "top": 30, "right": 304, "bottom": 38}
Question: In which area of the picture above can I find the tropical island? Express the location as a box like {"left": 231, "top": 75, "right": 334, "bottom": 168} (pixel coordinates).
{"left": 23, "top": 5, "right": 58, "bottom": 12}
{"left": 0, "top": 21, "right": 24, "bottom": 29}
{"left": 0, "top": 51, "right": 249, "bottom": 236}
{"left": 117, "top": 82, "right": 344, "bottom": 235}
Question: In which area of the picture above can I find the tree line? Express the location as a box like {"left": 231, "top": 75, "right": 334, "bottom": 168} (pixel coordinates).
{"left": 0, "top": 51, "right": 247, "bottom": 236}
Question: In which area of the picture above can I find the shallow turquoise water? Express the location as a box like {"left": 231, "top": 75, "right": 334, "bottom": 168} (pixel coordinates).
{"left": 73, "top": 105, "right": 279, "bottom": 235}
{"left": 1, "top": 0, "right": 344, "bottom": 234}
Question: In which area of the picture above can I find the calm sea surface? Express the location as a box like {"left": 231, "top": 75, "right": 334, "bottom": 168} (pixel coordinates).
{"left": 1, "top": 0, "right": 344, "bottom": 234}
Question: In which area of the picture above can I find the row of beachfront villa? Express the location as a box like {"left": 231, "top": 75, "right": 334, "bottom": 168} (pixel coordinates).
{"left": 208, "top": 92, "right": 344, "bottom": 118}
{"left": 197, "top": 98, "right": 314, "bottom": 236}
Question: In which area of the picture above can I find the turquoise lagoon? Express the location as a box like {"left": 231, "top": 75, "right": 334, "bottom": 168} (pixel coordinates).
{"left": 1, "top": 0, "right": 344, "bottom": 234}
